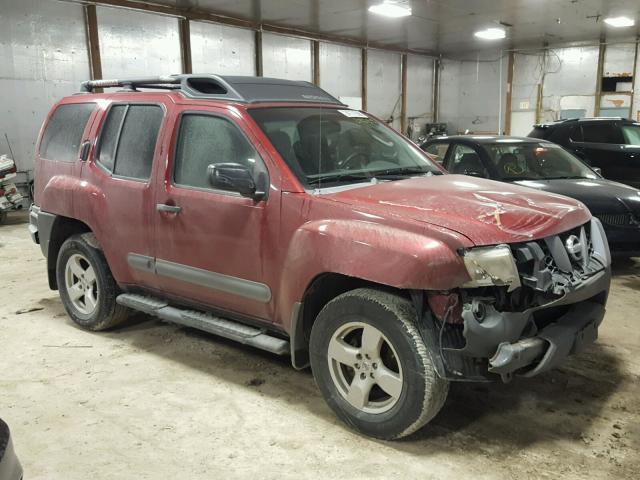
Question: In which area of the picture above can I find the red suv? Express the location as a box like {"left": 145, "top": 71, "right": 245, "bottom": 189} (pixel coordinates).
{"left": 30, "top": 75, "right": 611, "bottom": 439}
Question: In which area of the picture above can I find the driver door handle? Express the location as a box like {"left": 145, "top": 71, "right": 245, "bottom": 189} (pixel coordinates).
{"left": 156, "top": 203, "right": 182, "bottom": 214}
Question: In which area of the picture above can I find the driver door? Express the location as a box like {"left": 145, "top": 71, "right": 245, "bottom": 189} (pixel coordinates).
{"left": 152, "top": 106, "right": 276, "bottom": 321}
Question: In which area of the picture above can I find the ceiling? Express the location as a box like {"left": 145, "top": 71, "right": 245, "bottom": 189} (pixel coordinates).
{"left": 119, "top": 0, "right": 640, "bottom": 54}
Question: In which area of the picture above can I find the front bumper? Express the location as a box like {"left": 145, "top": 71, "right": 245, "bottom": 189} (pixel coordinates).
{"left": 28, "top": 204, "right": 40, "bottom": 244}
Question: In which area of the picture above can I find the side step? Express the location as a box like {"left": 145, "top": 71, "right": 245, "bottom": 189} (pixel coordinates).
{"left": 116, "top": 293, "right": 289, "bottom": 356}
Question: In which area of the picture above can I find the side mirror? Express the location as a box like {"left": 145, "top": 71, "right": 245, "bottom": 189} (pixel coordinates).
{"left": 208, "top": 163, "right": 266, "bottom": 200}
{"left": 592, "top": 167, "right": 602, "bottom": 176}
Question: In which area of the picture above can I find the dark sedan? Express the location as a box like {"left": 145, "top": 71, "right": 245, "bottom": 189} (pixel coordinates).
{"left": 421, "top": 135, "right": 640, "bottom": 256}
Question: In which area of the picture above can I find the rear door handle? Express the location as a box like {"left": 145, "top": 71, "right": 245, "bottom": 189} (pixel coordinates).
{"left": 156, "top": 203, "right": 182, "bottom": 214}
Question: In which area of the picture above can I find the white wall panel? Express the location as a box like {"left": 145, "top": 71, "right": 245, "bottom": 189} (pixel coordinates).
{"left": 603, "top": 43, "right": 636, "bottom": 77}
{"left": 261, "top": 33, "right": 312, "bottom": 82}
{"left": 367, "top": 50, "right": 402, "bottom": 129}
{"left": 406, "top": 54, "right": 434, "bottom": 138}
{"left": 97, "top": 6, "right": 181, "bottom": 79}
{"left": 190, "top": 22, "right": 255, "bottom": 75}
{"left": 0, "top": 0, "right": 90, "bottom": 172}
{"left": 319, "top": 43, "right": 361, "bottom": 108}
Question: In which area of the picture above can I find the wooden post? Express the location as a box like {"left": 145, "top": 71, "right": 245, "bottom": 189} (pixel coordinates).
{"left": 594, "top": 41, "right": 606, "bottom": 116}
{"left": 504, "top": 51, "right": 515, "bottom": 134}
{"left": 179, "top": 18, "right": 192, "bottom": 74}
{"left": 84, "top": 5, "right": 103, "bottom": 82}
{"left": 255, "top": 30, "right": 263, "bottom": 76}
{"left": 361, "top": 48, "right": 368, "bottom": 111}
{"left": 313, "top": 40, "right": 320, "bottom": 85}
{"left": 432, "top": 58, "right": 440, "bottom": 122}
{"left": 401, "top": 54, "right": 408, "bottom": 134}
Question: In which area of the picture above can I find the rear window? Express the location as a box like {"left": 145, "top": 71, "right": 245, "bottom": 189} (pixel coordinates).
{"left": 96, "top": 104, "right": 164, "bottom": 180}
{"left": 39, "top": 103, "right": 95, "bottom": 162}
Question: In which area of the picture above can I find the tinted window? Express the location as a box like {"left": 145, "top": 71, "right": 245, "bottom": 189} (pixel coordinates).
{"left": 174, "top": 114, "right": 263, "bottom": 190}
{"left": 40, "top": 103, "right": 94, "bottom": 162}
{"left": 423, "top": 142, "right": 450, "bottom": 163}
{"left": 114, "top": 106, "right": 163, "bottom": 179}
{"left": 582, "top": 123, "right": 623, "bottom": 144}
{"left": 96, "top": 105, "right": 126, "bottom": 172}
{"left": 447, "top": 144, "right": 488, "bottom": 177}
{"left": 96, "top": 104, "right": 163, "bottom": 180}
{"left": 528, "top": 127, "right": 548, "bottom": 140}
{"left": 568, "top": 126, "right": 583, "bottom": 142}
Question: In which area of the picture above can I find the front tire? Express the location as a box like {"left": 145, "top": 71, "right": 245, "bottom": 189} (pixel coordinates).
{"left": 56, "top": 234, "right": 129, "bottom": 331}
{"left": 310, "top": 288, "right": 449, "bottom": 440}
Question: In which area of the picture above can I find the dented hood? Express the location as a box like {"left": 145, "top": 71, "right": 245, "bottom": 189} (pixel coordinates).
{"left": 326, "top": 175, "right": 591, "bottom": 245}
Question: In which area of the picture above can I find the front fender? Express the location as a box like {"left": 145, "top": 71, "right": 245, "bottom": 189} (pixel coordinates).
{"left": 277, "top": 219, "right": 470, "bottom": 327}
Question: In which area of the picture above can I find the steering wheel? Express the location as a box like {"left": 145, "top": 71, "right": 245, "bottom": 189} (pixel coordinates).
{"left": 340, "top": 151, "right": 369, "bottom": 170}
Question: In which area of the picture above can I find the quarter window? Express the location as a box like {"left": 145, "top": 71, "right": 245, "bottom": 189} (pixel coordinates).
{"left": 39, "top": 103, "right": 95, "bottom": 162}
{"left": 96, "top": 104, "right": 163, "bottom": 180}
{"left": 173, "top": 113, "right": 264, "bottom": 191}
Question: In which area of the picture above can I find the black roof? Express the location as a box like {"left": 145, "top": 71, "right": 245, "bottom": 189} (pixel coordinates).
{"left": 79, "top": 74, "right": 345, "bottom": 106}
{"left": 534, "top": 117, "right": 638, "bottom": 128}
{"left": 426, "top": 135, "right": 543, "bottom": 144}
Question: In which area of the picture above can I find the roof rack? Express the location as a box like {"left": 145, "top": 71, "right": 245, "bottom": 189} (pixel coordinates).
{"left": 79, "top": 74, "right": 345, "bottom": 106}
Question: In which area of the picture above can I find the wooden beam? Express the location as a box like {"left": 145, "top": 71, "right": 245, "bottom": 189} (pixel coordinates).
{"left": 400, "top": 54, "right": 408, "bottom": 134}
{"left": 313, "top": 40, "right": 320, "bottom": 85}
{"left": 179, "top": 18, "right": 192, "bottom": 74}
{"left": 65, "top": 0, "right": 437, "bottom": 58}
{"left": 594, "top": 41, "right": 606, "bottom": 116}
{"left": 432, "top": 58, "right": 440, "bottom": 122}
{"left": 504, "top": 51, "right": 515, "bottom": 135}
{"left": 361, "top": 48, "right": 368, "bottom": 111}
{"left": 255, "top": 30, "right": 263, "bottom": 76}
{"left": 629, "top": 40, "right": 639, "bottom": 120}
{"left": 84, "top": 4, "right": 102, "bottom": 82}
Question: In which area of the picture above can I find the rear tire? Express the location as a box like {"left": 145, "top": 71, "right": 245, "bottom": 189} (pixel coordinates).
{"left": 309, "top": 288, "right": 449, "bottom": 440}
{"left": 56, "top": 234, "right": 129, "bottom": 331}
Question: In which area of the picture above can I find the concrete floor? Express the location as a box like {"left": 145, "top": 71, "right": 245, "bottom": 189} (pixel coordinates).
{"left": 1, "top": 210, "right": 639, "bottom": 479}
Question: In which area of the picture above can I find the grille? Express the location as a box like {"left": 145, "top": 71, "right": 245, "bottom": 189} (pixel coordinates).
{"left": 596, "top": 213, "right": 637, "bottom": 227}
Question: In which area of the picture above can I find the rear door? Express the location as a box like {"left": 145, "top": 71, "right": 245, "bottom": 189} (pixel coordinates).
{"left": 80, "top": 99, "right": 167, "bottom": 289}
{"left": 152, "top": 105, "right": 277, "bottom": 322}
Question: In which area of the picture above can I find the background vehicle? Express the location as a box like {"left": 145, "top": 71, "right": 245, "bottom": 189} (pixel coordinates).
{"left": 0, "top": 155, "right": 23, "bottom": 224}
{"left": 528, "top": 118, "right": 640, "bottom": 189}
{"left": 421, "top": 135, "right": 640, "bottom": 256}
{"left": 29, "top": 75, "right": 611, "bottom": 440}
{"left": 0, "top": 418, "right": 23, "bottom": 480}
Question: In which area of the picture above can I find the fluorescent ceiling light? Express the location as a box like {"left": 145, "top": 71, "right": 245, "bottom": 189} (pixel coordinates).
{"left": 474, "top": 28, "right": 506, "bottom": 40}
{"left": 368, "top": 1, "right": 412, "bottom": 18}
{"left": 604, "top": 16, "right": 635, "bottom": 27}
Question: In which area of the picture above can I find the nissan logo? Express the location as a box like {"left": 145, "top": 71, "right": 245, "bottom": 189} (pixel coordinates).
{"left": 565, "top": 235, "right": 583, "bottom": 261}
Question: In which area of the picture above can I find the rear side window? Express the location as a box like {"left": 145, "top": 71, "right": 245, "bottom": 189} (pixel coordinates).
{"left": 40, "top": 103, "right": 95, "bottom": 162}
{"left": 173, "top": 113, "right": 263, "bottom": 191}
{"left": 582, "top": 123, "right": 624, "bottom": 144}
{"left": 96, "top": 104, "right": 163, "bottom": 180}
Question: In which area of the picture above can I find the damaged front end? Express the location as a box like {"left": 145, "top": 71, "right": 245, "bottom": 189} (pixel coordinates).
{"left": 419, "top": 218, "right": 611, "bottom": 382}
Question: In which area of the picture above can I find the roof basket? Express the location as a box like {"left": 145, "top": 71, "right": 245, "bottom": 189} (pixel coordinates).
{"left": 79, "top": 74, "right": 345, "bottom": 106}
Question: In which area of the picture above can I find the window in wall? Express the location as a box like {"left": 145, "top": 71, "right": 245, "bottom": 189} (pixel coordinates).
{"left": 40, "top": 103, "right": 95, "bottom": 162}
{"left": 96, "top": 104, "right": 163, "bottom": 180}
{"left": 581, "top": 123, "right": 624, "bottom": 144}
{"left": 173, "top": 114, "right": 263, "bottom": 191}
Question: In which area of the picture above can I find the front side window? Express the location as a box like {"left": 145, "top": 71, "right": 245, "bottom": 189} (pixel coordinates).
{"left": 621, "top": 124, "right": 640, "bottom": 145}
{"left": 173, "top": 113, "right": 264, "bottom": 191}
{"left": 96, "top": 104, "right": 163, "bottom": 180}
{"left": 423, "top": 142, "right": 450, "bottom": 163}
{"left": 40, "top": 103, "right": 95, "bottom": 162}
{"left": 581, "top": 123, "right": 623, "bottom": 144}
{"left": 483, "top": 142, "right": 597, "bottom": 181}
{"left": 447, "top": 144, "right": 488, "bottom": 177}
{"left": 249, "top": 107, "right": 441, "bottom": 188}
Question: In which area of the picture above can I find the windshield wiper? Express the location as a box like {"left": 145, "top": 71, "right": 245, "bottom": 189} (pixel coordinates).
{"left": 372, "top": 167, "right": 442, "bottom": 178}
{"left": 543, "top": 176, "right": 590, "bottom": 180}
{"left": 306, "top": 172, "right": 372, "bottom": 186}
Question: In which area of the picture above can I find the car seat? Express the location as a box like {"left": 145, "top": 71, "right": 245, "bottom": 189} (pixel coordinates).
{"left": 453, "top": 152, "right": 485, "bottom": 175}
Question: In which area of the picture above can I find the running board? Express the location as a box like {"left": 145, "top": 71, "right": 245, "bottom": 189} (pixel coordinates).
{"left": 116, "top": 293, "right": 289, "bottom": 356}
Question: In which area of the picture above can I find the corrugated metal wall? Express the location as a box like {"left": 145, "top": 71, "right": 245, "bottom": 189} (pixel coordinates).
{"left": 0, "top": 0, "right": 90, "bottom": 173}
{"left": 0, "top": 0, "right": 436, "bottom": 173}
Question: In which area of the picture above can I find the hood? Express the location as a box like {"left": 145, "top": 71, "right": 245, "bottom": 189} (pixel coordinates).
{"left": 514, "top": 178, "right": 640, "bottom": 215}
{"left": 326, "top": 175, "right": 591, "bottom": 245}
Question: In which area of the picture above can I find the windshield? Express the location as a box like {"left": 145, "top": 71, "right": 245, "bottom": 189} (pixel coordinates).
{"left": 249, "top": 107, "right": 441, "bottom": 188}
{"left": 621, "top": 124, "right": 640, "bottom": 145}
{"left": 484, "top": 142, "right": 598, "bottom": 181}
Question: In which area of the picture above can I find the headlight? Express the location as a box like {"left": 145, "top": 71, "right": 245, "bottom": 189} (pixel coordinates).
{"left": 461, "top": 244, "right": 521, "bottom": 292}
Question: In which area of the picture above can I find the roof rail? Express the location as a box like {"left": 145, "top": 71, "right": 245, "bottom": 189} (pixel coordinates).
{"left": 79, "top": 74, "right": 345, "bottom": 106}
